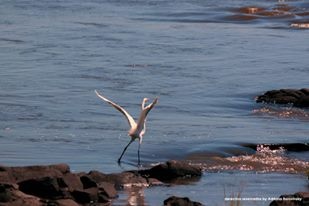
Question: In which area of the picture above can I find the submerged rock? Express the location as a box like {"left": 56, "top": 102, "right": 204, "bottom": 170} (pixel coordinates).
{"left": 139, "top": 160, "right": 202, "bottom": 183}
{"left": 256, "top": 88, "right": 309, "bottom": 107}
{"left": 164, "top": 196, "right": 204, "bottom": 206}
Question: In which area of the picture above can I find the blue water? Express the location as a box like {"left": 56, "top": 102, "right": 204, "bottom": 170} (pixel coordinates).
{"left": 0, "top": 0, "right": 308, "bottom": 205}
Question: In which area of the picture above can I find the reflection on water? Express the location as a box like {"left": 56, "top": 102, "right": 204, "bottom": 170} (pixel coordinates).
{"left": 125, "top": 186, "right": 146, "bottom": 206}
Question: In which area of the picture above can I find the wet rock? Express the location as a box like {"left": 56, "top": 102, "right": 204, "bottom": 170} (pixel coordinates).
{"left": 71, "top": 188, "right": 99, "bottom": 204}
{"left": 1, "top": 163, "right": 70, "bottom": 183}
{"left": 269, "top": 192, "right": 309, "bottom": 206}
{"left": 18, "top": 176, "right": 65, "bottom": 199}
{"left": 55, "top": 199, "right": 80, "bottom": 206}
{"left": 98, "top": 182, "right": 118, "bottom": 199}
{"left": 0, "top": 183, "right": 41, "bottom": 206}
{"left": 295, "top": 192, "right": 309, "bottom": 205}
{"left": 86, "top": 170, "right": 149, "bottom": 189}
{"left": 236, "top": 6, "right": 265, "bottom": 14}
{"left": 80, "top": 175, "right": 97, "bottom": 189}
{"left": 0, "top": 171, "right": 13, "bottom": 185}
{"left": 98, "top": 192, "right": 110, "bottom": 203}
{"left": 139, "top": 160, "right": 202, "bottom": 182}
{"left": 147, "top": 177, "right": 165, "bottom": 186}
{"left": 256, "top": 88, "right": 309, "bottom": 107}
{"left": 0, "top": 183, "right": 15, "bottom": 202}
{"left": 87, "top": 169, "right": 165, "bottom": 188}
{"left": 86, "top": 170, "right": 108, "bottom": 183}
{"left": 61, "top": 173, "right": 83, "bottom": 192}
{"left": 164, "top": 196, "right": 203, "bottom": 206}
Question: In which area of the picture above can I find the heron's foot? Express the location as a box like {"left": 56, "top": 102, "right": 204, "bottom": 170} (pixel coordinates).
{"left": 137, "top": 163, "right": 143, "bottom": 169}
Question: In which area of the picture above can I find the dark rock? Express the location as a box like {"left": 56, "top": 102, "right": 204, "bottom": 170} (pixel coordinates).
{"left": 98, "top": 192, "right": 110, "bottom": 203}
{"left": 147, "top": 177, "right": 165, "bottom": 186}
{"left": 98, "top": 182, "right": 118, "bottom": 199}
{"left": 87, "top": 171, "right": 148, "bottom": 189}
{"left": 71, "top": 188, "right": 98, "bottom": 204}
{"left": 0, "top": 183, "right": 41, "bottom": 206}
{"left": 0, "top": 170, "right": 13, "bottom": 184}
{"left": 0, "top": 183, "right": 15, "bottom": 202}
{"left": 164, "top": 196, "right": 203, "bottom": 206}
{"left": 80, "top": 175, "right": 97, "bottom": 189}
{"left": 18, "top": 176, "right": 64, "bottom": 199}
{"left": 256, "top": 88, "right": 309, "bottom": 107}
{"left": 55, "top": 199, "right": 80, "bottom": 206}
{"left": 269, "top": 192, "right": 309, "bottom": 206}
{"left": 2, "top": 164, "right": 70, "bottom": 183}
{"left": 87, "top": 170, "right": 108, "bottom": 183}
{"left": 87, "top": 169, "right": 164, "bottom": 188}
{"left": 139, "top": 160, "right": 202, "bottom": 182}
{"left": 295, "top": 192, "right": 309, "bottom": 205}
{"left": 60, "top": 173, "right": 83, "bottom": 192}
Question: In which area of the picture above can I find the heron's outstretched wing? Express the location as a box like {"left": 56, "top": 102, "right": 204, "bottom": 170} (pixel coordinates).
{"left": 137, "top": 97, "right": 158, "bottom": 129}
{"left": 95, "top": 90, "right": 136, "bottom": 128}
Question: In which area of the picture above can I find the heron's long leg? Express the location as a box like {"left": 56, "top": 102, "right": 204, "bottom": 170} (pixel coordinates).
{"left": 118, "top": 139, "right": 134, "bottom": 164}
{"left": 137, "top": 141, "right": 141, "bottom": 166}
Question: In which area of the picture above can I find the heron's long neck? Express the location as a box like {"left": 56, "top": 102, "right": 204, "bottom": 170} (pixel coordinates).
{"left": 136, "top": 108, "right": 148, "bottom": 132}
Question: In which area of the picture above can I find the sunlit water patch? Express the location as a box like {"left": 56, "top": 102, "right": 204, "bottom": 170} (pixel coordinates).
{"left": 252, "top": 106, "right": 309, "bottom": 120}
{"left": 187, "top": 145, "right": 309, "bottom": 174}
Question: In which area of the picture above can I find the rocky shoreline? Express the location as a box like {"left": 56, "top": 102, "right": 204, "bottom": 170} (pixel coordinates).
{"left": 1, "top": 160, "right": 308, "bottom": 206}
{"left": 0, "top": 161, "right": 203, "bottom": 206}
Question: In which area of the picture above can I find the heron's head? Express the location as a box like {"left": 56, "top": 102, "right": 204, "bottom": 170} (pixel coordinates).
{"left": 143, "top": 98, "right": 149, "bottom": 103}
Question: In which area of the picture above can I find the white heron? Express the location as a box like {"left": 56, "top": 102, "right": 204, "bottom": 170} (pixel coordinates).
{"left": 94, "top": 90, "right": 158, "bottom": 165}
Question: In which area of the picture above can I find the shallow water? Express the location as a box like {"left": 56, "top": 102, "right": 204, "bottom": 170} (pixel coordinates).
{"left": 0, "top": 0, "right": 308, "bottom": 205}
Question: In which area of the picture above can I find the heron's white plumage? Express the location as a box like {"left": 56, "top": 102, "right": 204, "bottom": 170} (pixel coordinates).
{"left": 95, "top": 90, "right": 158, "bottom": 164}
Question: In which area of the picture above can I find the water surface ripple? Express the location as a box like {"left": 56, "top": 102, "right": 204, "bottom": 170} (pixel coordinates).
{"left": 0, "top": 0, "right": 308, "bottom": 205}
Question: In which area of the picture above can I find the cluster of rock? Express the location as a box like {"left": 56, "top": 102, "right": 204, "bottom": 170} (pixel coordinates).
{"left": 0, "top": 161, "right": 203, "bottom": 206}
{"left": 256, "top": 88, "right": 309, "bottom": 108}
{"left": 256, "top": 89, "right": 309, "bottom": 206}
{"left": 227, "top": 4, "right": 309, "bottom": 29}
